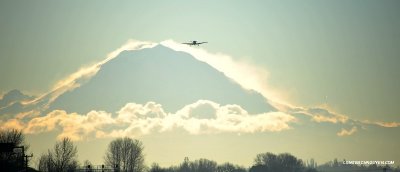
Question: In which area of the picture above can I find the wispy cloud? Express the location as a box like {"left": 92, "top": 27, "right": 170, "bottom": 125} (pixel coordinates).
{"left": 361, "top": 120, "right": 400, "bottom": 128}
{"left": 24, "top": 40, "right": 157, "bottom": 107}
{"left": 52, "top": 39, "right": 157, "bottom": 91}
{"left": 374, "top": 122, "right": 400, "bottom": 128}
{"left": 309, "top": 109, "right": 348, "bottom": 124}
{"left": 1, "top": 100, "right": 296, "bottom": 141}
{"left": 161, "top": 40, "right": 287, "bottom": 106}
{"left": 337, "top": 126, "right": 357, "bottom": 136}
{"left": 159, "top": 40, "right": 363, "bottom": 130}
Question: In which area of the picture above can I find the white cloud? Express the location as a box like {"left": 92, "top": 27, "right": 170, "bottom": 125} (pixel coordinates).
{"left": 25, "top": 39, "right": 157, "bottom": 107}
{"left": 52, "top": 39, "right": 157, "bottom": 91}
{"left": 311, "top": 113, "right": 348, "bottom": 124}
{"left": 337, "top": 126, "right": 357, "bottom": 136}
{"left": 0, "top": 119, "right": 25, "bottom": 131}
{"left": 1, "top": 100, "right": 297, "bottom": 141}
{"left": 161, "top": 40, "right": 287, "bottom": 106}
{"left": 22, "top": 110, "right": 114, "bottom": 141}
{"left": 374, "top": 122, "right": 400, "bottom": 128}
{"left": 361, "top": 120, "right": 400, "bottom": 128}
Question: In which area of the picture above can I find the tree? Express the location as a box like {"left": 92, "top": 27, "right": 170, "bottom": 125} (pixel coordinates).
{"left": 306, "top": 158, "right": 317, "bottom": 169}
{"left": 0, "top": 129, "right": 29, "bottom": 171}
{"left": 0, "top": 129, "right": 28, "bottom": 149}
{"left": 178, "top": 157, "right": 190, "bottom": 172}
{"left": 150, "top": 163, "right": 165, "bottom": 172}
{"left": 194, "top": 159, "right": 218, "bottom": 172}
{"left": 104, "top": 137, "right": 145, "bottom": 172}
{"left": 38, "top": 137, "right": 79, "bottom": 172}
{"left": 277, "top": 153, "right": 304, "bottom": 171}
{"left": 216, "top": 163, "right": 246, "bottom": 172}
{"left": 177, "top": 158, "right": 218, "bottom": 172}
{"left": 251, "top": 152, "right": 306, "bottom": 172}
{"left": 38, "top": 151, "right": 54, "bottom": 172}
{"left": 254, "top": 152, "right": 278, "bottom": 168}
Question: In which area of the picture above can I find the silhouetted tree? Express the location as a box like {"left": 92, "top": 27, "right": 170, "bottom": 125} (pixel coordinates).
{"left": 0, "top": 129, "right": 29, "bottom": 171}
{"left": 104, "top": 137, "right": 145, "bottom": 172}
{"left": 192, "top": 158, "right": 218, "bottom": 172}
{"left": 216, "top": 163, "right": 247, "bottom": 172}
{"left": 251, "top": 152, "right": 306, "bottom": 172}
{"left": 37, "top": 137, "right": 79, "bottom": 172}
{"left": 38, "top": 151, "right": 54, "bottom": 172}
{"left": 150, "top": 157, "right": 249, "bottom": 172}
{"left": 177, "top": 158, "right": 217, "bottom": 172}
{"left": 306, "top": 158, "right": 317, "bottom": 169}
{"left": 178, "top": 157, "right": 190, "bottom": 172}
{"left": 150, "top": 163, "right": 166, "bottom": 172}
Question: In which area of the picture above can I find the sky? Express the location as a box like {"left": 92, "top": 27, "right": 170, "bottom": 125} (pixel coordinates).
{"left": 1, "top": 0, "right": 400, "bottom": 168}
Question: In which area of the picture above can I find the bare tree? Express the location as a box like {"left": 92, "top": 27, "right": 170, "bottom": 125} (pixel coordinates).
{"left": 251, "top": 152, "right": 306, "bottom": 172}
{"left": 177, "top": 158, "right": 217, "bottom": 172}
{"left": 217, "top": 163, "right": 246, "bottom": 172}
{"left": 104, "top": 137, "right": 145, "bottom": 172}
{"left": 54, "top": 138, "right": 78, "bottom": 171}
{"left": 38, "top": 151, "right": 55, "bottom": 172}
{"left": 0, "top": 129, "right": 29, "bottom": 171}
{"left": 38, "top": 137, "right": 79, "bottom": 172}
{"left": 150, "top": 163, "right": 165, "bottom": 172}
{"left": 192, "top": 158, "right": 218, "bottom": 172}
{"left": 179, "top": 157, "right": 190, "bottom": 172}
{"left": 0, "top": 129, "right": 27, "bottom": 147}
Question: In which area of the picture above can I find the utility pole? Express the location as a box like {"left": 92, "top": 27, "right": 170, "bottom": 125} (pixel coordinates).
{"left": 25, "top": 153, "right": 33, "bottom": 172}
{"left": 14, "top": 146, "right": 33, "bottom": 172}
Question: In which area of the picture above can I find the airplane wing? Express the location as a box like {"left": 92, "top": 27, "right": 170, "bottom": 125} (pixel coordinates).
{"left": 182, "top": 43, "right": 192, "bottom": 45}
{"left": 198, "top": 42, "right": 208, "bottom": 44}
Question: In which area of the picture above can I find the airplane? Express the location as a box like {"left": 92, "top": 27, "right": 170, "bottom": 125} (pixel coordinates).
{"left": 182, "top": 40, "right": 208, "bottom": 46}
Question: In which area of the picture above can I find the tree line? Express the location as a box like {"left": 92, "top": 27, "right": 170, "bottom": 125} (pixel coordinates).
{"left": 1, "top": 129, "right": 399, "bottom": 172}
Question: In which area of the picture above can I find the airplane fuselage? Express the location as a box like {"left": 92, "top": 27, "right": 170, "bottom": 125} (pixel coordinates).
{"left": 182, "top": 40, "right": 207, "bottom": 46}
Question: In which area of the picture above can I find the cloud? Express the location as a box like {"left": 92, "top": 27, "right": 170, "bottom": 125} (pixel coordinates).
{"left": 52, "top": 39, "right": 157, "bottom": 91}
{"left": 159, "top": 40, "right": 372, "bottom": 131}
{"left": 105, "top": 100, "right": 296, "bottom": 138}
{"left": 0, "top": 119, "right": 25, "bottom": 131}
{"left": 2, "top": 100, "right": 297, "bottom": 141}
{"left": 361, "top": 120, "right": 400, "bottom": 128}
{"left": 374, "top": 122, "right": 400, "bottom": 128}
{"left": 310, "top": 111, "right": 348, "bottom": 124}
{"left": 22, "top": 110, "right": 114, "bottom": 141}
{"left": 6, "top": 39, "right": 397, "bottom": 139}
{"left": 161, "top": 40, "right": 287, "bottom": 105}
{"left": 337, "top": 126, "right": 357, "bottom": 136}
{"left": 24, "top": 39, "right": 157, "bottom": 108}
{"left": 173, "top": 100, "right": 296, "bottom": 134}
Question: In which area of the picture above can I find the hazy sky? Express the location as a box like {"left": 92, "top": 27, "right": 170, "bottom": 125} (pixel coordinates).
{"left": 1, "top": 0, "right": 399, "bottom": 167}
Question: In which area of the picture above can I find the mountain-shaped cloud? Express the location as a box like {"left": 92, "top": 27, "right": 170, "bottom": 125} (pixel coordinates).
{"left": 1, "top": 39, "right": 399, "bottom": 139}
{"left": 46, "top": 42, "right": 274, "bottom": 114}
